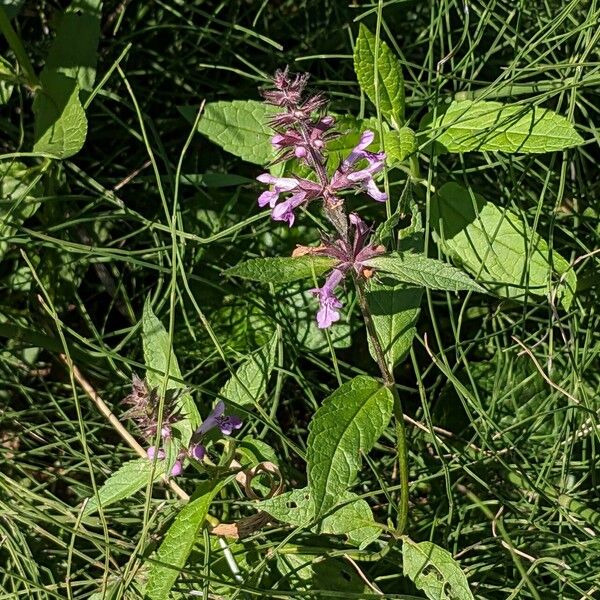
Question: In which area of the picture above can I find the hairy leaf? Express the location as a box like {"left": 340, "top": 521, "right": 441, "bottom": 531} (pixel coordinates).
{"left": 365, "top": 253, "right": 486, "bottom": 293}
{"left": 260, "top": 488, "right": 381, "bottom": 548}
{"left": 142, "top": 300, "right": 201, "bottom": 443}
{"left": 145, "top": 478, "right": 228, "bottom": 600}
{"left": 384, "top": 126, "right": 416, "bottom": 164}
{"left": 403, "top": 538, "right": 474, "bottom": 600}
{"left": 225, "top": 256, "right": 337, "bottom": 284}
{"left": 354, "top": 24, "right": 405, "bottom": 126}
{"left": 421, "top": 100, "right": 583, "bottom": 154}
{"left": 32, "top": 72, "right": 87, "bottom": 158}
{"left": 366, "top": 282, "right": 423, "bottom": 371}
{"left": 432, "top": 182, "right": 576, "bottom": 309}
{"left": 307, "top": 376, "right": 393, "bottom": 517}
{"left": 83, "top": 459, "right": 165, "bottom": 515}
{"left": 182, "top": 100, "right": 278, "bottom": 165}
{"left": 219, "top": 331, "right": 277, "bottom": 407}
{"left": 44, "top": 0, "right": 102, "bottom": 92}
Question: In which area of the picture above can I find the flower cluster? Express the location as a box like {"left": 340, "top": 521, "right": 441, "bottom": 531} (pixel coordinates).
{"left": 123, "top": 376, "right": 242, "bottom": 476}
{"left": 257, "top": 69, "right": 389, "bottom": 328}
{"left": 257, "top": 68, "right": 387, "bottom": 227}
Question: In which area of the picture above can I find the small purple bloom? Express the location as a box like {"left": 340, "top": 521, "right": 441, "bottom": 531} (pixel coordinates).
{"left": 257, "top": 174, "right": 298, "bottom": 208}
{"left": 197, "top": 401, "right": 243, "bottom": 437}
{"left": 311, "top": 268, "right": 345, "bottom": 329}
{"left": 170, "top": 460, "right": 183, "bottom": 477}
{"left": 147, "top": 446, "right": 165, "bottom": 461}
{"left": 189, "top": 443, "right": 206, "bottom": 461}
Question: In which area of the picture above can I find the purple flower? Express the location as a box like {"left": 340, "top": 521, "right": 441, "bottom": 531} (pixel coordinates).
{"left": 312, "top": 268, "right": 345, "bottom": 329}
{"left": 147, "top": 446, "right": 165, "bottom": 460}
{"left": 329, "top": 131, "right": 387, "bottom": 203}
{"left": 170, "top": 460, "right": 183, "bottom": 477}
{"left": 196, "top": 401, "right": 243, "bottom": 437}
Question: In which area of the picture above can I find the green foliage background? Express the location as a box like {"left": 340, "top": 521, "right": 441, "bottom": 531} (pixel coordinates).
{"left": 0, "top": 0, "right": 599, "bottom": 598}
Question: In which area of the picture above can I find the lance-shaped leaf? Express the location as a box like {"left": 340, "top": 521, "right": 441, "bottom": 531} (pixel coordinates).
{"left": 420, "top": 100, "right": 583, "bottom": 154}
{"left": 365, "top": 252, "right": 486, "bottom": 293}
{"left": 402, "top": 538, "right": 474, "bottom": 600}
{"left": 219, "top": 331, "right": 277, "bottom": 407}
{"left": 225, "top": 256, "right": 337, "bottom": 285}
{"left": 180, "top": 100, "right": 278, "bottom": 165}
{"left": 307, "top": 376, "right": 393, "bottom": 517}
{"left": 142, "top": 300, "right": 201, "bottom": 443}
{"left": 83, "top": 459, "right": 165, "bottom": 516}
{"left": 354, "top": 24, "right": 405, "bottom": 126}
{"left": 145, "top": 478, "right": 229, "bottom": 600}
{"left": 431, "top": 182, "right": 576, "bottom": 309}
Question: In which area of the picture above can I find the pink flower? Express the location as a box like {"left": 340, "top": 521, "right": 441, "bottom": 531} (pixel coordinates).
{"left": 312, "top": 269, "right": 345, "bottom": 329}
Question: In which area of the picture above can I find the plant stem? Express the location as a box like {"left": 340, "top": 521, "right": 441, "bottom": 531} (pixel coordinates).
{"left": 0, "top": 7, "right": 39, "bottom": 89}
{"left": 353, "top": 275, "right": 410, "bottom": 537}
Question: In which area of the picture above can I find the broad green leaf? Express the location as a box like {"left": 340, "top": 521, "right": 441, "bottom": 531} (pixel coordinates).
{"left": 225, "top": 256, "right": 337, "bottom": 284}
{"left": 354, "top": 24, "right": 405, "bottom": 126}
{"left": 384, "top": 126, "right": 417, "bottom": 164}
{"left": 43, "top": 0, "right": 102, "bottom": 92}
{"left": 432, "top": 182, "right": 576, "bottom": 309}
{"left": 219, "top": 331, "right": 277, "bottom": 407}
{"left": 366, "top": 282, "right": 422, "bottom": 371}
{"left": 260, "top": 488, "right": 381, "bottom": 548}
{"left": 0, "top": 56, "right": 16, "bottom": 104}
{"left": 145, "top": 478, "right": 228, "bottom": 600}
{"left": 142, "top": 300, "right": 201, "bottom": 443}
{"left": 421, "top": 100, "right": 583, "bottom": 154}
{"left": 182, "top": 100, "right": 278, "bottom": 165}
{"left": 307, "top": 376, "right": 394, "bottom": 517}
{"left": 32, "top": 71, "right": 87, "bottom": 158}
{"left": 0, "top": 161, "right": 43, "bottom": 261}
{"left": 83, "top": 459, "right": 165, "bottom": 515}
{"left": 0, "top": 0, "right": 24, "bottom": 19}
{"left": 365, "top": 252, "right": 486, "bottom": 293}
{"left": 403, "top": 538, "right": 474, "bottom": 600}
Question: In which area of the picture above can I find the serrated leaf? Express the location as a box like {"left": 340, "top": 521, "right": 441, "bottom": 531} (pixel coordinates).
{"left": 403, "top": 538, "right": 474, "bottom": 600}
{"left": 421, "top": 100, "right": 583, "bottom": 154}
{"left": 1, "top": 161, "right": 43, "bottom": 262}
{"left": 43, "top": 0, "right": 102, "bottom": 92}
{"left": 225, "top": 256, "right": 337, "bottom": 284}
{"left": 181, "top": 100, "right": 278, "bottom": 165}
{"left": 354, "top": 24, "right": 405, "bottom": 126}
{"left": 432, "top": 182, "right": 576, "bottom": 309}
{"left": 366, "top": 282, "right": 422, "bottom": 371}
{"left": 384, "top": 126, "right": 416, "bottom": 164}
{"left": 142, "top": 300, "right": 201, "bottom": 443}
{"left": 365, "top": 252, "right": 486, "bottom": 293}
{"left": 307, "top": 376, "right": 394, "bottom": 517}
{"left": 260, "top": 488, "right": 380, "bottom": 547}
{"left": 83, "top": 459, "right": 165, "bottom": 515}
{"left": 145, "top": 478, "right": 228, "bottom": 600}
{"left": 219, "top": 331, "right": 277, "bottom": 407}
{"left": 33, "top": 72, "right": 87, "bottom": 158}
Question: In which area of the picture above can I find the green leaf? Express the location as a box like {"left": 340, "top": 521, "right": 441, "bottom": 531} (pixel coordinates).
{"left": 307, "top": 376, "right": 394, "bottom": 517}
{"left": 431, "top": 182, "right": 576, "bottom": 309}
{"left": 0, "top": 56, "right": 16, "bottom": 104}
{"left": 0, "top": 161, "right": 43, "bottom": 262}
{"left": 354, "top": 24, "right": 405, "bottom": 126}
{"left": 219, "top": 331, "right": 277, "bottom": 407}
{"left": 83, "top": 459, "right": 165, "bottom": 515}
{"left": 260, "top": 488, "right": 381, "bottom": 548}
{"left": 366, "top": 282, "right": 423, "bottom": 371}
{"left": 421, "top": 100, "right": 583, "bottom": 154}
{"left": 402, "top": 538, "right": 474, "bottom": 600}
{"left": 142, "top": 300, "right": 201, "bottom": 443}
{"left": 225, "top": 256, "right": 337, "bottom": 284}
{"left": 181, "top": 100, "right": 278, "bottom": 165}
{"left": 145, "top": 478, "right": 228, "bottom": 600}
{"left": 32, "top": 71, "right": 87, "bottom": 158}
{"left": 43, "top": 0, "right": 102, "bottom": 92}
{"left": 365, "top": 253, "right": 486, "bottom": 293}
{"left": 0, "top": 0, "right": 25, "bottom": 19}
{"left": 384, "top": 126, "right": 417, "bottom": 164}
